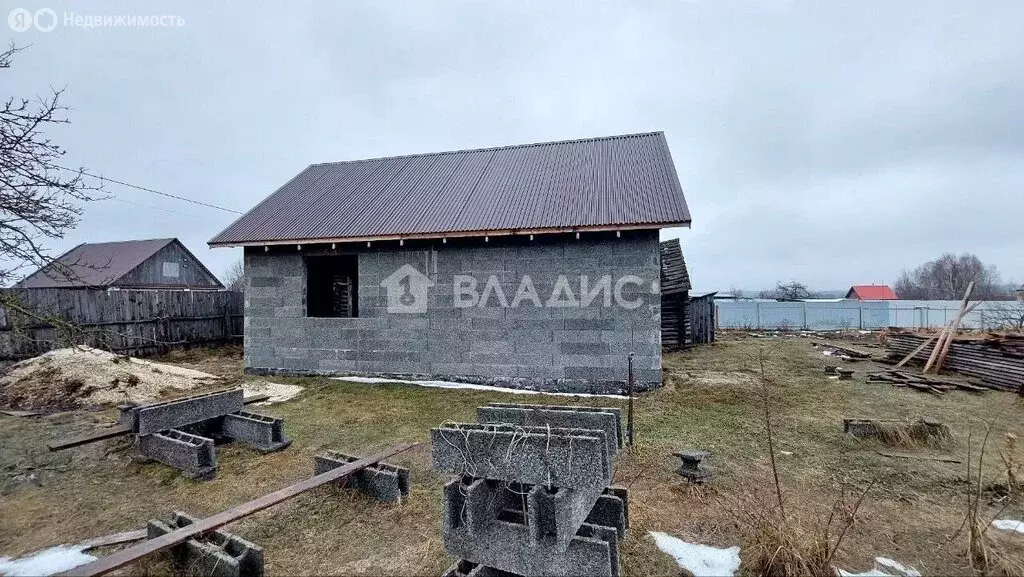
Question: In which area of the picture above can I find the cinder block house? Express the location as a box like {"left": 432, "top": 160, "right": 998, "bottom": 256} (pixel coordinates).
{"left": 209, "top": 132, "right": 691, "bottom": 393}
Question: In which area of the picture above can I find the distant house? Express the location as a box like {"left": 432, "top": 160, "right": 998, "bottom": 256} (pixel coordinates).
{"left": 16, "top": 238, "right": 224, "bottom": 290}
{"left": 845, "top": 285, "right": 898, "bottom": 300}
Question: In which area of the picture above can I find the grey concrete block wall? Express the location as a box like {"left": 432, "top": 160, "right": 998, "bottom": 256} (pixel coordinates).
{"left": 243, "top": 231, "right": 662, "bottom": 393}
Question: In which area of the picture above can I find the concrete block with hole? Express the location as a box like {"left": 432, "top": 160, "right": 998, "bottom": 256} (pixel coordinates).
{"left": 147, "top": 511, "right": 264, "bottom": 577}
{"left": 441, "top": 478, "right": 620, "bottom": 577}
{"left": 441, "top": 560, "right": 519, "bottom": 577}
{"left": 223, "top": 411, "right": 291, "bottom": 452}
{"left": 585, "top": 486, "right": 630, "bottom": 538}
{"left": 313, "top": 450, "right": 410, "bottom": 502}
{"left": 138, "top": 429, "right": 217, "bottom": 480}
{"left": 442, "top": 476, "right": 618, "bottom": 553}
{"left": 477, "top": 403, "right": 623, "bottom": 459}
{"left": 119, "top": 388, "right": 245, "bottom": 436}
{"left": 431, "top": 423, "right": 611, "bottom": 489}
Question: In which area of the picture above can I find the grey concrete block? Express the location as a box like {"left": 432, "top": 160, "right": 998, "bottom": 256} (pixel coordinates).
{"left": 148, "top": 511, "right": 264, "bottom": 577}
{"left": 441, "top": 560, "right": 518, "bottom": 577}
{"left": 314, "top": 450, "right": 410, "bottom": 503}
{"left": 442, "top": 478, "right": 619, "bottom": 577}
{"left": 222, "top": 411, "right": 291, "bottom": 453}
{"left": 560, "top": 341, "right": 612, "bottom": 355}
{"left": 481, "top": 403, "right": 623, "bottom": 450}
{"left": 122, "top": 389, "right": 245, "bottom": 436}
{"left": 138, "top": 429, "right": 217, "bottom": 481}
{"left": 585, "top": 486, "right": 630, "bottom": 537}
{"left": 431, "top": 423, "right": 611, "bottom": 489}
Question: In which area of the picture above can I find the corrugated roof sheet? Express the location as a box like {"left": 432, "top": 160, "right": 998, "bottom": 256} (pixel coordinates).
{"left": 18, "top": 238, "right": 176, "bottom": 288}
{"left": 209, "top": 131, "right": 690, "bottom": 246}
{"left": 660, "top": 238, "right": 691, "bottom": 295}
{"left": 847, "top": 285, "right": 898, "bottom": 300}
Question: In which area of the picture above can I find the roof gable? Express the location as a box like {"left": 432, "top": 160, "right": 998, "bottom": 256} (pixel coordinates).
{"left": 210, "top": 131, "right": 691, "bottom": 246}
{"left": 846, "top": 285, "right": 898, "bottom": 300}
{"left": 16, "top": 238, "right": 185, "bottom": 288}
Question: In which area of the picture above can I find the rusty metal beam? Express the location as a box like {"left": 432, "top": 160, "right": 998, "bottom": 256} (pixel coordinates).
{"left": 62, "top": 442, "right": 419, "bottom": 576}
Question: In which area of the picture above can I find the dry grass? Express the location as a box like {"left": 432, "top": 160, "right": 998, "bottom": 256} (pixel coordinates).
{"left": 1, "top": 335, "right": 1023, "bottom": 575}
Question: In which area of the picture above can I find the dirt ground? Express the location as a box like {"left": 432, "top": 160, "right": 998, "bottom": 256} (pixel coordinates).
{"left": 1, "top": 334, "right": 1023, "bottom": 575}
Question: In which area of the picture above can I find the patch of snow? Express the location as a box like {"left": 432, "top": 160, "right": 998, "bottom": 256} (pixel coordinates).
{"left": 780, "top": 450, "right": 794, "bottom": 456}
{"left": 0, "top": 545, "right": 96, "bottom": 576}
{"left": 823, "top": 350, "right": 834, "bottom": 356}
{"left": 649, "top": 531, "right": 741, "bottom": 577}
{"left": 836, "top": 557, "right": 921, "bottom": 577}
{"left": 242, "top": 381, "right": 303, "bottom": 405}
{"left": 992, "top": 519, "right": 1024, "bottom": 534}
{"left": 332, "top": 376, "right": 628, "bottom": 399}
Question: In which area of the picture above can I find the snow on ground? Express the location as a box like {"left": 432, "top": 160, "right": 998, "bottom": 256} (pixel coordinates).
{"left": 837, "top": 557, "right": 922, "bottom": 577}
{"left": 242, "top": 380, "right": 304, "bottom": 404}
{"left": 992, "top": 519, "right": 1024, "bottom": 534}
{"left": 0, "top": 545, "right": 96, "bottom": 576}
{"left": 332, "top": 376, "right": 627, "bottom": 399}
{"left": 649, "top": 531, "right": 741, "bottom": 577}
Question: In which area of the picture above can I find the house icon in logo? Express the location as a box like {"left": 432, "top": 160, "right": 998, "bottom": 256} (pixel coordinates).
{"left": 380, "top": 264, "right": 434, "bottom": 314}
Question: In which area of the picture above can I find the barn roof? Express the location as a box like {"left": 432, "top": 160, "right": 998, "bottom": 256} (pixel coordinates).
{"left": 15, "top": 238, "right": 222, "bottom": 289}
{"left": 209, "top": 131, "right": 690, "bottom": 247}
{"left": 660, "top": 238, "right": 691, "bottom": 295}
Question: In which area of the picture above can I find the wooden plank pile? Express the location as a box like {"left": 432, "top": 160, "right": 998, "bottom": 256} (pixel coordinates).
{"left": 885, "top": 332, "right": 1024, "bottom": 393}
{"left": 867, "top": 369, "right": 988, "bottom": 395}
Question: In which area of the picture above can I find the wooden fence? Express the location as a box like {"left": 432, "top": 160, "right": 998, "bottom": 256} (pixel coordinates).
{"left": 0, "top": 288, "right": 243, "bottom": 361}
{"left": 688, "top": 293, "right": 716, "bottom": 345}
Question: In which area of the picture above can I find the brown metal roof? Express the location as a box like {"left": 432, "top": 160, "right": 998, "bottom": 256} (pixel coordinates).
{"left": 15, "top": 238, "right": 223, "bottom": 289}
{"left": 209, "top": 131, "right": 690, "bottom": 246}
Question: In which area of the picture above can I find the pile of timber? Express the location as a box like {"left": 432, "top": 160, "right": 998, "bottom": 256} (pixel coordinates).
{"left": 867, "top": 369, "right": 987, "bottom": 395}
{"left": 885, "top": 332, "right": 1024, "bottom": 392}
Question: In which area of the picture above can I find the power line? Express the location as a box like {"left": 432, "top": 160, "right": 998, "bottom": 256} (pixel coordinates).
{"left": 108, "top": 196, "right": 202, "bottom": 218}
{"left": 51, "top": 164, "right": 243, "bottom": 215}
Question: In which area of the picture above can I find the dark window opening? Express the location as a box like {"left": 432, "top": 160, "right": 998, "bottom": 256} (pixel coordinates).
{"left": 306, "top": 255, "right": 359, "bottom": 318}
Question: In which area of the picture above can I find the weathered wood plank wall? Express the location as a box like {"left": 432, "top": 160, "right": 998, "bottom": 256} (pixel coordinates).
{"left": 0, "top": 288, "right": 243, "bottom": 360}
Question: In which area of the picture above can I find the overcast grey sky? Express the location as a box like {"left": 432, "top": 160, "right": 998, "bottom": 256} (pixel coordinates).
{"left": 5, "top": 1, "right": 1022, "bottom": 291}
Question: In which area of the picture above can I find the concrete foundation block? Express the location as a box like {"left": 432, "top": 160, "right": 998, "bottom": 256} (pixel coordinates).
{"left": 442, "top": 482, "right": 620, "bottom": 576}
{"left": 222, "top": 411, "right": 291, "bottom": 453}
{"left": 479, "top": 403, "right": 623, "bottom": 451}
{"left": 138, "top": 429, "right": 217, "bottom": 481}
{"left": 313, "top": 451, "right": 410, "bottom": 502}
{"left": 121, "top": 389, "right": 245, "bottom": 436}
{"left": 441, "top": 560, "right": 519, "bottom": 577}
{"left": 147, "top": 511, "right": 264, "bottom": 577}
{"left": 431, "top": 423, "right": 611, "bottom": 489}
{"left": 443, "top": 476, "right": 602, "bottom": 553}
{"left": 585, "top": 486, "right": 630, "bottom": 538}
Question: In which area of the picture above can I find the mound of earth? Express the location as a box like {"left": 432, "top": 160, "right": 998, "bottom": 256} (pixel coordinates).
{"left": 0, "top": 347, "right": 226, "bottom": 411}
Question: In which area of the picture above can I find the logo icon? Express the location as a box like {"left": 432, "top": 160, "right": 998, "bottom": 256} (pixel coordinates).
{"left": 380, "top": 264, "right": 434, "bottom": 314}
{"left": 33, "top": 8, "right": 57, "bottom": 32}
{"left": 8, "top": 8, "right": 32, "bottom": 32}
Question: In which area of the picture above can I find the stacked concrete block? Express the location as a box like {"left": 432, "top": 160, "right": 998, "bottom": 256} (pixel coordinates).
{"left": 313, "top": 450, "right": 410, "bottom": 502}
{"left": 223, "top": 411, "right": 292, "bottom": 452}
{"left": 432, "top": 404, "right": 630, "bottom": 577}
{"left": 138, "top": 429, "right": 217, "bottom": 480}
{"left": 119, "top": 388, "right": 291, "bottom": 480}
{"left": 243, "top": 231, "right": 663, "bottom": 393}
{"left": 148, "top": 511, "right": 264, "bottom": 577}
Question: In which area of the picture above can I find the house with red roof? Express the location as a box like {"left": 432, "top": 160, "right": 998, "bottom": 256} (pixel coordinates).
{"left": 845, "top": 285, "right": 898, "bottom": 300}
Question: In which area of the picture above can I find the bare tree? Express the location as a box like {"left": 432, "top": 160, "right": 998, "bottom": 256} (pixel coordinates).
{"left": 985, "top": 302, "right": 1024, "bottom": 331}
{"left": 894, "top": 253, "right": 1009, "bottom": 300}
{"left": 1, "top": 43, "right": 104, "bottom": 286}
{"left": 759, "top": 281, "right": 818, "bottom": 300}
{"left": 222, "top": 258, "right": 245, "bottom": 290}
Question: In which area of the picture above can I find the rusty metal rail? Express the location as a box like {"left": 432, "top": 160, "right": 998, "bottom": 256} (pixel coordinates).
{"left": 61, "top": 442, "right": 419, "bottom": 576}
